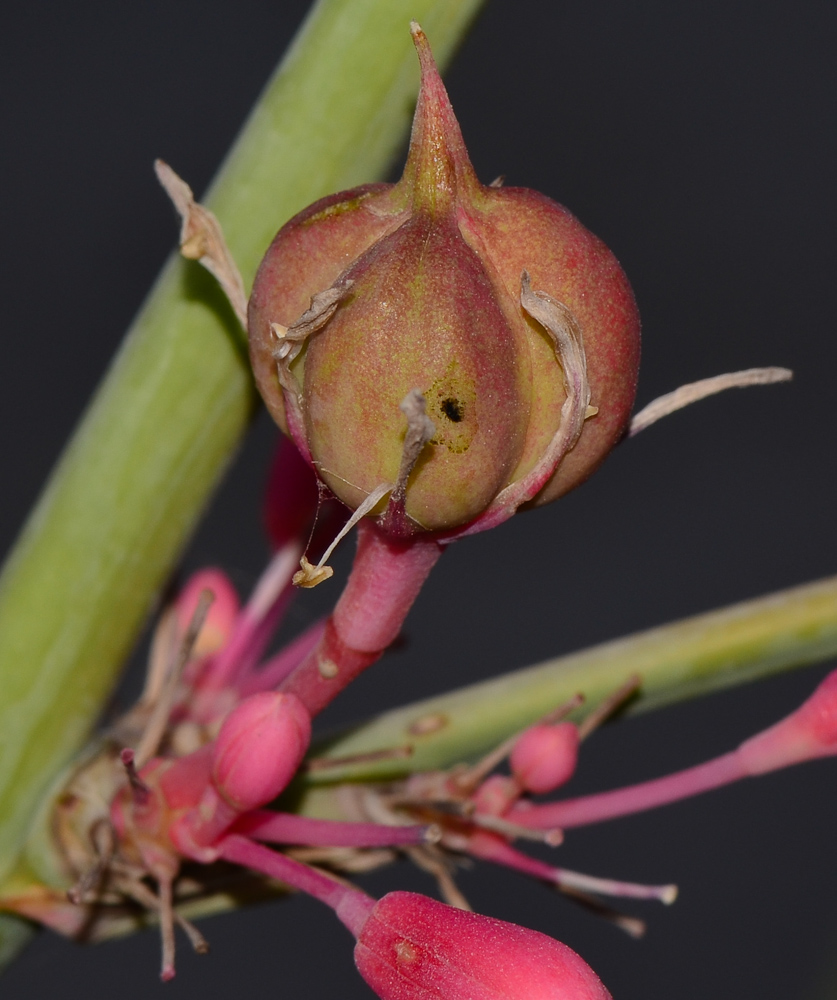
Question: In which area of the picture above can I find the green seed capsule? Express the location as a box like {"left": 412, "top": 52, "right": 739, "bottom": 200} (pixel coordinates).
{"left": 249, "top": 25, "right": 640, "bottom": 537}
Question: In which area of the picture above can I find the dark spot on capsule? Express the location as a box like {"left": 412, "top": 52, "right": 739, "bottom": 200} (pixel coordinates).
{"left": 440, "top": 397, "right": 463, "bottom": 422}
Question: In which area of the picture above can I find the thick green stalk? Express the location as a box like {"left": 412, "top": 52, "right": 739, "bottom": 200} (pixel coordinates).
{"left": 304, "top": 575, "right": 837, "bottom": 783}
{"left": 0, "top": 0, "right": 484, "bottom": 892}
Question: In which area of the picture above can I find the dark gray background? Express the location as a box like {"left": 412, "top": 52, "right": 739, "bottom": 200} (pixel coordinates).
{"left": 1, "top": 1, "right": 836, "bottom": 997}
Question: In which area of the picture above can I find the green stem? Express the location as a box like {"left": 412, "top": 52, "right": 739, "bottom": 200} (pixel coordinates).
{"left": 304, "top": 574, "right": 837, "bottom": 783}
{"left": 0, "top": 0, "right": 485, "bottom": 890}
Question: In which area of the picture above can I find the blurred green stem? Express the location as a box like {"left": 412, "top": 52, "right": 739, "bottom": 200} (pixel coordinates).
{"left": 0, "top": 0, "right": 485, "bottom": 894}
{"left": 303, "top": 574, "right": 837, "bottom": 785}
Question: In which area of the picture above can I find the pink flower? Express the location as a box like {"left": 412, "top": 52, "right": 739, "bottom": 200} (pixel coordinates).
{"left": 353, "top": 891, "right": 611, "bottom": 1000}
{"left": 510, "top": 720, "right": 580, "bottom": 794}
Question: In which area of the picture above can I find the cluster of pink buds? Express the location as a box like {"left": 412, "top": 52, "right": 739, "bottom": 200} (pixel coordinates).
{"left": 0, "top": 432, "right": 607, "bottom": 989}
{"left": 14, "top": 517, "right": 832, "bottom": 990}
{"left": 6, "top": 453, "right": 611, "bottom": 993}
{"left": 131, "top": 548, "right": 623, "bottom": 994}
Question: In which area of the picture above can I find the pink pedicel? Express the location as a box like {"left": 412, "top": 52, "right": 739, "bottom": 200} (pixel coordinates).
{"left": 279, "top": 520, "right": 442, "bottom": 716}
{"left": 510, "top": 721, "right": 580, "bottom": 794}
{"left": 738, "top": 666, "right": 837, "bottom": 774}
{"left": 354, "top": 891, "right": 611, "bottom": 1000}
{"left": 233, "top": 810, "right": 429, "bottom": 848}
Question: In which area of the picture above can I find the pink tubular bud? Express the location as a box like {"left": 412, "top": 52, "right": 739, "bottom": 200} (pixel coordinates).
{"left": 263, "top": 435, "right": 347, "bottom": 553}
{"left": 211, "top": 692, "right": 311, "bottom": 811}
{"left": 176, "top": 569, "right": 239, "bottom": 657}
{"left": 249, "top": 25, "right": 639, "bottom": 537}
{"left": 737, "top": 667, "right": 837, "bottom": 775}
{"left": 510, "top": 721, "right": 580, "bottom": 794}
{"left": 263, "top": 435, "right": 319, "bottom": 549}
{"left": 354, "top": 891, "right": 611, "bottom": 1000}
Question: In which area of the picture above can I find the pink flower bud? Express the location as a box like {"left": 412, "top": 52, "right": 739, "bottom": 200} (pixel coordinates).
{"left": 211, "top": 692, "right": 311, "bottom": 810}
{"left": 263, "top": 435, "right": 347, "bottom": 552}
{"left": 510, "top": 721, "right": 580, "bottom": 794}
{"left": 249, "top": 26, "right": 639, "bottom": 536}
{"left": 354, "top": 891, "right": 611, "bottom": 1000}
{"left": 737, "top": 667, "right": 837, "bottom": 775}
{"left": 471, "top": 773, "right": 520, "bottom": 816}
{"left": 176, "top": 568, "right": 239, "bottom": 657}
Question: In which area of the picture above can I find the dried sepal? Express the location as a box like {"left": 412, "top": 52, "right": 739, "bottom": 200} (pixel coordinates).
{"left": 629, "top": 366, "right": 792, "bottom": 436}
{"left": 154, "top": 160, "right": 247, "bottom": 328}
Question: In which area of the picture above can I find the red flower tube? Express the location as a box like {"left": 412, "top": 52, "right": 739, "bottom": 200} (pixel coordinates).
{"left": 353, "top": 891, "right": 611, "bottom": 1000}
